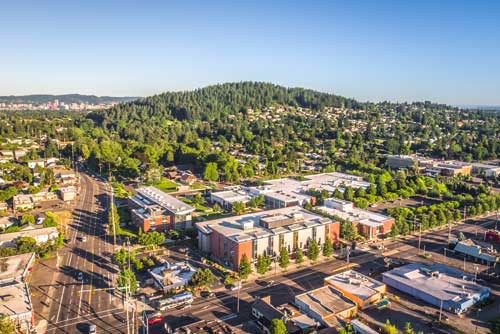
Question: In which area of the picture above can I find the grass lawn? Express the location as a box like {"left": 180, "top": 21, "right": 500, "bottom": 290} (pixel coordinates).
{"left": 153, "top": 178, "right": 178, "bottom": 193}
{"left": 51, "top": 210, "right": 72, "bottom": 228}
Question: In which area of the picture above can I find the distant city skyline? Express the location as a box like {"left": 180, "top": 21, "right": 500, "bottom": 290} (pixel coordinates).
{"left": 1, "top": 0, "right": 499, "bottom": 105}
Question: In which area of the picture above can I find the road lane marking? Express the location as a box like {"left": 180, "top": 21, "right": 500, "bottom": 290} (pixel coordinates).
{"left": 55, "top": 285, "right": 66, "bottom": 322}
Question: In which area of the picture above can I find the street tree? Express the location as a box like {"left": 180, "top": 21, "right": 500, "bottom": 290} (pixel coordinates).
{"left": 239, "top": 254, "right": 252, "bottom": 279}
{"left": 323, "top": 237, "right": 333, "bottom": 258}
{"left": 308, "top": 240, "right": 320, "bottom": 262}
{"left": 279, "top": 247, "right": 290, "bottom": 269}
{"left": 295, "top": 248, "right": 304, "bottom": 264}
{"left": 191, "top": 268, "right": 215, "bottom": 288}
{"left": 0, "top": 315, "right": 15, "bottom": 334}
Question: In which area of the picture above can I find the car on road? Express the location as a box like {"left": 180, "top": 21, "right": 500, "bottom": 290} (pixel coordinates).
{"left": 147, "top": 315, "right": 163, "bottom": 325}
{"left": 200, "top": 291, "right": 215, "bottom": 298}
{"left": 77, "top": 272, "right": 84, "bottom": 281}
{"left": 227, "top": 283, "right": 241, "bottom": 291}
{"left": 80, "top": 236, "right": 87, "bottom": 242}
{"left": 88, "top": 324, "right": 96, "bottom": 333}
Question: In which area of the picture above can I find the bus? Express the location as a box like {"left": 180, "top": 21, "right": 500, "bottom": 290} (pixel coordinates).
{"left": 154, "top": 292, "right": 194, "bottom": 310}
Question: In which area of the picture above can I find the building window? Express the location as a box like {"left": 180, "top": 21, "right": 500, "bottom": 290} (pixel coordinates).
{"left": 312, "top": 227, "right": 317, "bottom": 241}
{"left": 279, "top": 235, "right": 284, "bottom": 250}
{"left": 293, "top": 231, "right": 298, "bottom": 250}
{"left": 325, "top": 224, "right": 330, "bottom": 239}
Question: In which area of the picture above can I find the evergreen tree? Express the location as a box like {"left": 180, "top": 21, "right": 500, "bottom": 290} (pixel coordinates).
{"left": 308, "top": 240, "right": 320, "bottom": 262}
{"left": 295, "top": 248, "right": 304, "bottom": 264}
{"left": 323, "top": 237, "right": 333, "bottom": 257}
{"left": 203, "top": 162, "right": 219, "bottom": 181}
{"left": 239, "top": 254, "right": 252, "bottom": 279}
{"left": 279, "top": 247, "right": 290, "bottom": 269}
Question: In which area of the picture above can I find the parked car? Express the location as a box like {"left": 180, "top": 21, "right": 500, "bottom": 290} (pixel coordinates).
{"left": 77, "top": 272, "right": 84, "bottom": 281}
{"left": 148, "top": 316, "right": 163, "bottom": 325}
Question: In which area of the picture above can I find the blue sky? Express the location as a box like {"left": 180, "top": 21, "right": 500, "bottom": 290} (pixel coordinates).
{"left": 1, "top": 0, "right": 499, "bottom": 105}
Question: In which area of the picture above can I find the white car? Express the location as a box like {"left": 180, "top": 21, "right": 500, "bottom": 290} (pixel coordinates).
{"left": 81, "top": 236, "right": 87, "bottom": 242}
{"left": 77, "top": 272, "right": 84, "bottom": 281}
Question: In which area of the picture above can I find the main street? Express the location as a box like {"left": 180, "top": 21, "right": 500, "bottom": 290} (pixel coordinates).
{"left": 31, "top": 172, "right": 129, "bottom": 334}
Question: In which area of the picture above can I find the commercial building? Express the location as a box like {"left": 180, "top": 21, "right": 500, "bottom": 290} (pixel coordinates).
{"left": 58, "top": 186, "right": 77, "bottom": 202}
{"left": 453, "top": 239, "right": 499, "bottom": 265}
{"left": 324, "top": 270, "right": 386, "bottom": 309}
{"left": 0, "top": 253, "right": 35, "bottom": 332}
{"left": 294, "top": 285, "right": 357, "bottom": 328}
{"left": 432, "top": 161, "right": 472, "bottom": 177}
{"left": 196, "top": 206, "right": 339, "bottom": 270}
{"left": 472, "top": 163, "right": 500, "bottom": 177}
{"left": 165, "top": 319, "right": 245, "bottom": 334}
{"left": 210, "top": 188, "right": 251, "bottom": 210}
{"left": 315, "top": 198, "right": 395, "bottom": 240}
{"left": 243, "top": 172, "right": 371, "bottom": 209}
{"left": 252, "top": 296, "right": 316, "bottom": 334}
{"left": 148, "top": 261, "right": 197, "bottom": 293}
{"left": 0, "top": 227, "right": 59, "bottom": 247}
{"left": 382, "top": 263, "right": 490, "bottom": 314}
{"left": 128, "top": 186, "right": 195, "bottom": 232}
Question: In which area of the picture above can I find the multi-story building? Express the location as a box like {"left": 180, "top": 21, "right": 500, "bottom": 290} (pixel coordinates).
{"left": 210, "top": 188, "right": 251, "bottom": 210}
{"left": 316, "top": 198, "right": 395, "bottom": 240}
{"left": 128, "top": 186, "right": 195, "bottom": 232}
{"left": 196, "top": 206, "right": 339, "bottom": 270}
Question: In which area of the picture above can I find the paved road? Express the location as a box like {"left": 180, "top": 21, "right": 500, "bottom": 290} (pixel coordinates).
{"left": 41, "top": 173, "right": 128, "bottom": 334}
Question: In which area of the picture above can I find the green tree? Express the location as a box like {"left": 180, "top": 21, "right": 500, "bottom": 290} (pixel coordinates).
{"left": 0, "top": 314, "right": 15, "bottom": 334}
{"left": 382, "top": 319, "right": 398, "bottom": 334}
{"left": 269, "top": 318, "right": 288, "bottom": 334}
{"left": 340, "top": 221, "right": 357, "bottom": 241}
{"left": 339, "top": 324, "right": 355, "bottom": 334}
{"left": 239, "top": 254, "right": 252, "bottom": 279}
{"left": 279, "top": 247, "right": 290, "bottom": 270}
{"left": 191, "top": 268, "right": 215, "bottom": 288}
{"left": 307, "top": 240, "right": 320, "bottom": 262}
{"left": 138, "top": 231, "right": 166, "bottom": 247}
{"left": 323, "top": 237, "right": 333, "bottom": 258}
{"left": 21, "top": 214, "right": 35, "bottom": 225}
{"left": 344, "top": 186, "right": 355, "bottom": 201}
{"left": 117, "top": 269, "right": 138, "bottom": 293}
{"left": 295, "top": 248, "right": 304, "bottom": 264}
{"left": 232, "top": 201, "right": 245, "bottom": 215}
{"left": 403, "top": 322, "right": 414, "bottom": 334}
{"left": 203, "top": 162, "right": 219, "bottom": 181}
{"left": 16, "top": 236, "right": 37, "bottom": 254}
{"left": 256, "top": 254, "right": 272, "bottom": 275}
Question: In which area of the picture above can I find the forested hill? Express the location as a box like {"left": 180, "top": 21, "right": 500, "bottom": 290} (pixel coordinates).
{"left": 93, "top": 82, "right": 361, "bottom": 124}
{"left": 0, "top": 94, "right": 138, "bottom": 105}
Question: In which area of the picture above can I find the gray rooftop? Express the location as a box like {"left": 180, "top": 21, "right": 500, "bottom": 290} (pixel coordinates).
{"left": 382, "top": 263, "right": 489, "bottom": 303}
{"left": 325, "top": 270, "right": 385, "bottom": 301}
{"left": 132, "top": 186, "right": 194, "bottom": 215}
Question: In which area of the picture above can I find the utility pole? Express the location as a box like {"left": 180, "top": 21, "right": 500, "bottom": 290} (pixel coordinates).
{"left": 109, "top": 165, "right": 116, "bottom": 250}
{"left": 236, "top": 278, "right": 241, "bottom": 313}
{"left": 439, "top": 299, "right": 443, "bottom": 321}
{"left": 418, "top": 222, "right": 422, "bottom": 255}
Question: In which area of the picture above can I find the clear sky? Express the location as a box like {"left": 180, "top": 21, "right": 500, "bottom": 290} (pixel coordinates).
{"left": 1, "top": 0, "right": 499, "bottom": 105}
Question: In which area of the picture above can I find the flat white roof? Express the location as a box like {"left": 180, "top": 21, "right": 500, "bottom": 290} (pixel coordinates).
{"left": 0, "top": 253, "right": 35, "bottom": 284}
{"left": 197, "top": 206, "right": 331, "bottom": 242}
{"left": 211, "top": 190, "right": 250, "bottom": 203}
{"left": 382, "top": 263, "right": 489, "bottom": 303}
{"left": 134, "top": 186, "right": 194, "bottom": 215}
{"left": 325, "top": 270, "right": 385, "bottom": 301}
{"left": 316, "top": 202, "right": 392, "bottom": 227}
{"left": 0, "top": 283, "right": 33, "bottom": 317}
